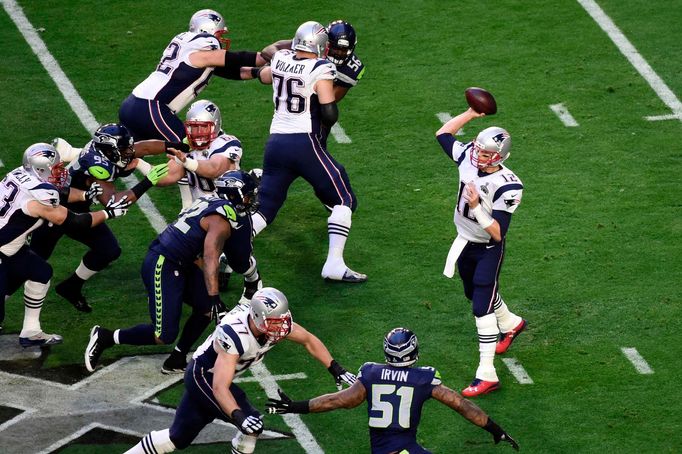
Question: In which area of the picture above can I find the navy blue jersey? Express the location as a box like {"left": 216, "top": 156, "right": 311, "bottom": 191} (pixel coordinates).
{"left": 66, "top": 141, "right": 125, "bottom": 212}
{"left": 358, "top": 362, "right": 442, "bottom": 454}
{"left": 334, "top": 52, "right": 365, "bottom": 89}
{"left": 152, "top": 197, "right": 240, "bottom": 264}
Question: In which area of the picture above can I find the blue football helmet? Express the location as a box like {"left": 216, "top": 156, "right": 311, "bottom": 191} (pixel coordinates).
{"left": 384, "top": 327, "right": 419, "bottom": 367}
{"left": 92, "top": 123, "right": 135, "bottom": 169}
{"left": 214, "top": 170, "right": 259, "bottom": 215}
{"left": 326, "top": 20, "right": 357, "bottom": 65}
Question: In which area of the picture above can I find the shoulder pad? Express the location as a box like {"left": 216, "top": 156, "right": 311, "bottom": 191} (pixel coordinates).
{"left": 87, "top": 165, "right": 112, "bottom": 180}
{"left": 29, "top": 183, "right": 60, "bottom": 207}
{"left": 213, "top": 202, "right": 237, "bottom": 222}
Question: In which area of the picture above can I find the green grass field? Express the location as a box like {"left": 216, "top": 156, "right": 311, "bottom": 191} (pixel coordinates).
{"left": 1, "top": 0, "right": 681, "bottom": 452}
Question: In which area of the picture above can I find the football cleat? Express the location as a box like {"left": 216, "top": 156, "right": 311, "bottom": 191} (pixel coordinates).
{"left": 496, "top": 319, "right": 527, "bottom": 355}
{"left": 161, "top": 350, "right": 188, "bottom": 374}
{"left": 322, "top": 267, "right": 367, "bottom": 283}
{"left": 84, "top": 325, "right": 109, "bottom": 372}
{"left": 238, "top": 278, "right": 263, "bottom": 306}
{"left": 19, "top": 331, "right": 63, "bottom": 348}
{"left": 461, "top": 378, "right": 500, "bottom": 397}
{"left": 56, "top": 280, "right": 92, "bottom": 313}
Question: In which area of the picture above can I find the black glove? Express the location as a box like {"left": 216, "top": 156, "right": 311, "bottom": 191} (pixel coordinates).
{"left": 230, "top": 409, "right": 263, "bottom": 435}
{"left": 164, "top": 140, "right": 190, "bottom": 154}
{"left": 266, "top": 389, "right": 310, "bottom": 415}
{"left": 328, "top": 359, "right": 357, "bottom": 390}
{"left": 484, "top": 418, "right": 519, "bottom": 451}
{"left": 209, "top": 294, "right": 227, "bottom": 325}
{"left": 103, "top": 195, "right": 131, "bottom": 219}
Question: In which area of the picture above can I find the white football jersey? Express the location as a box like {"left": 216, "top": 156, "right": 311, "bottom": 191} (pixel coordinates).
{"left": 132, "top": 32, "right": 220, "bottom": 113}
{"left": 446, "top": 140, "right": 523, "bottom": 243}
{"left": 269, "top": 49, "right": 336, "bottom": 134}
{"left": 183, "top": 132, "right": 243, "bottom": 208}
{"left": 0, "top": 168, "right": 59, "bottom": 256}
{"left": 193, "top": 304, "right": 277, "bottom": 376}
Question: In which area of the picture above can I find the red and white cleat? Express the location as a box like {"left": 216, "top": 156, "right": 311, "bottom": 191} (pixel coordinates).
{"left": 496, "top": 319, "right": 527, "bottom": 355}
{"left": 461, "top": 378, "right": 500, "bottom": 397}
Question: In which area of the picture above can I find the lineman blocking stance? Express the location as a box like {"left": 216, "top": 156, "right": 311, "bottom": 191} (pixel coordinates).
{"left": 437, "top": 108, "right": 527, "bottom": 397}
{"left": 123, "top": 287, "right": 356, "bottom": 454}
{"left": 250, "top": 21, "right": 366, "bottom": 283}
{"left": 0, "top": 144, "right": 129, "bottom": 346}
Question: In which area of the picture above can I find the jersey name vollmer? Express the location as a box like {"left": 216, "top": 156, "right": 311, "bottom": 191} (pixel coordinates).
{"left": 186, "top": 133, "right": 242, "bottom": 203}
{"left": 133, "top": 32, "right": 220, "bottom": 113}
{"left": 449, "top": 140, "right": 523, "bottom": 243}
{"left": 269, "top": 49, "right": 336, "bottom": 134}
{"left": 193, "top": 304, "right": 277, "bottom": 376}
{"left": 0, "top": 168, "right": 59, "bottom": 256}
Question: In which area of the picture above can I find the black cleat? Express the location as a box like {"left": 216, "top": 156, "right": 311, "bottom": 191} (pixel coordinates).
{"left": 56, "top": 280, "right": 92, "bottom": 313}
{"left": 84, "top": 325, "right": 112, "bottom": 372}
{"left": 161, "top": 350, "right": 188, "bottom": 374}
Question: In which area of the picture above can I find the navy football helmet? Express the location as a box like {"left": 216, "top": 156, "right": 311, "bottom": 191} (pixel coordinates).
{"left": 384, "top": 327, "right": 419, "bottom": 367}
{"left": 326, "top": 20, "right": 357, "bottom": 65}
{"left": 92, "top": 123, "right": 135, "bottom": 169}
{"left": 214, "top": 170, "right": 259, "bottom": 215}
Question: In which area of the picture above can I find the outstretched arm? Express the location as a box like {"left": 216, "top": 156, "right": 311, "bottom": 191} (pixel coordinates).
{"left": 436, "top": 108, "right": 484, "bottom": 136}
{"left": 266, "top": 381, "right": 366, "bottom": 415}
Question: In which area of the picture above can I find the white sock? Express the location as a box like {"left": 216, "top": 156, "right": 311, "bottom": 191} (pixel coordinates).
{"left": 252, "top": 211, "right": 268, "bottom": 236}
{"left": 493, "top": 294, "right": 522, "bottom": 333}
{"left": 124, "top": 429, "right": 176, "bottom": 454}
{"left": 113, "top": 329, "right": 121, "bottom": 345}
{"left": 178, "top": 178, "right": 193, "bottom": 210}
{"left": 474, "top": 313, "right": 499, "bottom": 382}
{"left": 20, "top": 280, "right": 49, "bottom": 336}
{"left": 75, "top": 261, "right": 97, "bottom": 281}
{"left": 231, "top": 433, "right": 258, "bottom": 454}
{"left": 325, "top": 205, "right": 352, "bottom": 266}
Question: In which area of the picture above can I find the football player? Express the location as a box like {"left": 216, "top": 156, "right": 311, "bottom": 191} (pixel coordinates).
{"left": 122, "top": 287, "right": 356, "bottom": 454}
{"left": 266, "top": 327, "right": 519, "bottom": 453}
{"left": 84, "top": 170, "right": 260, "bottom": 375}
{"left": 326, "top": 20, "right": 364, "bottom": 103}
{"left": 249, "top": 21, "right": 366, "bottom": 283}
{"left": 436, "top": 108, "right": 528, "bottom": 397}
{"left": 0, "top": 143, "right": 129, "bottom": 346}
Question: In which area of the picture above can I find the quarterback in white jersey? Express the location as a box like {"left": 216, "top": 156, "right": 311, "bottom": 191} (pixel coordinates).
{"left": 124, "top": 287, "right": 356, "bottom": 454}
{"left": 436, "top": 108, "right": 528, "bottom": 398}
{"left": 1, "top": 144, "right": 128, "bottom": 347}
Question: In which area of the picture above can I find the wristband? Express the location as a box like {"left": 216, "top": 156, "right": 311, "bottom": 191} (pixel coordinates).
{"left": 183, "top": 157, "right": 199, "bottom": 172}
{"left": 250, "top": 67, "right": 260, "bottom": 79}
{"left": 291, "top": 400, "right": 311, "bottom": 414}
{"left": 131, "top": 177, "right": 153, "bottom": 199}
{"left": 135, "top": 159, "right": 152, "bottom": 176}
{"left": 327, "top": 359, "right": 344, "bottom": 377}
{"left": 208, "top": 294, "right": 222, "bottom": 306}
{"left": 230, "top": 408, "right": 246, "bottom": 425}
{"left": 470, "top": 205, "right": 494, "bottom": 229}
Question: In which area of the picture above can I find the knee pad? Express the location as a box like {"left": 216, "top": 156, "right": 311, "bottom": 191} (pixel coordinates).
{"left": 328, "top": 205, "right": 352, "bottom": 227}
{"left": 231, "top": 433, "right": 258, "bottom": 454}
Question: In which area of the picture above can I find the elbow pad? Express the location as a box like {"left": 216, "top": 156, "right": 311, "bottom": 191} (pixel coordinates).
{"left": 62, "top": 210, "right": 92, "bottom": 230}
{"left": 320, "top": 102, "right": 339, "bottom": 129}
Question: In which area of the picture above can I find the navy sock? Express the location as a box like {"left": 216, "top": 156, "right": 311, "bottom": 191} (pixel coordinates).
{"left": 117, "top": 324, "right": 156, "bottom": 346}
{"left": 175, "top": 313, "right": 211, "bottom": 354}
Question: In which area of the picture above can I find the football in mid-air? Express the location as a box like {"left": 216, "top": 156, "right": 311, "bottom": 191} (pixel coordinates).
{"left": 465, "top": 87, "right": 497, "bottom": 115}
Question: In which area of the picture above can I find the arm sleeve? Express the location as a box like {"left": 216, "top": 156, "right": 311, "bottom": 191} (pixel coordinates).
{"left": 320, "top": 102, "right": 339, "bottom": 129}
{"left": 213, "top": 50, "right": 258, "bottom": 79}
{"left": 491, "top": 210, "right": 512, "bottom": 239}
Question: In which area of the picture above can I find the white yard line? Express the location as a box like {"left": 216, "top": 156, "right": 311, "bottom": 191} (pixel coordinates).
{"left": 645, "top": 113, "right": 681, "bottom": 122}
{"left": 0, "top": 159, "right": 4, "bottom": 167}
{"left": 501, "top": 358, "right": 534, "bottom": 384}
{"left": 2, "top": 1, "right": 320, "bottom": 451}
{"left": 436, "top": 112, "right": 464, "bottom": 134}
{"left": 577, "top": 0, "right": 682, "bottom": 122}
{"left": 549, "top": 103, "right": 580, "bottom": 127}
{"left": 330, "top": 123, "right": 351, "bottom": 143}
{"left": 35, "top": 422, "right": 144, "bottom": 454}
{"left": 621, "top": 347, "right": 654, "bottom": 374}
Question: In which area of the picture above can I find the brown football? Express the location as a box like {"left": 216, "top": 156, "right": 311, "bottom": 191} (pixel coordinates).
{"left": 465, "top": 87, "right": 497, "bottom": 115}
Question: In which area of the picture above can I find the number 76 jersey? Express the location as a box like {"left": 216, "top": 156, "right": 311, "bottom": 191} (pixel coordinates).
{"left": 358, "top": 362, "right": 442, "bottom": 454}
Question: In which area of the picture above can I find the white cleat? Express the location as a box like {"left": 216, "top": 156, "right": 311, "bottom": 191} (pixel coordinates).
{"left": 321, "top": 265, "right": 367, "bottom": 283}
{"left": 19, "top": 331, "right": 63, "bottom": 348}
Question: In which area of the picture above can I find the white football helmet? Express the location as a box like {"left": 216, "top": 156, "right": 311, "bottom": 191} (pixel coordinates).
{"left": 249, "top": 287, "right": 292, "bottom": 342}
{"left": 292, "top": 21, "right": 328, "bottom": 57}
{"left": 185, "top": 100, "right": 222, "bottom": 150}
{"left": 472, "top": 126, "right": 511, "bottom": 168}
{"left": 22, "top": 143, "right": 69, "bottom": 188}
{"left": 189, "top": 9, "right": 229, "bottom": 48}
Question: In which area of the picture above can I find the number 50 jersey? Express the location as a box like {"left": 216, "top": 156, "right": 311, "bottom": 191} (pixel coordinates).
{"left": 358, "top": 362, "right": 442, "bottom": 454}
{"left": 269, "top": 49, "right": 336, "bottom": 135}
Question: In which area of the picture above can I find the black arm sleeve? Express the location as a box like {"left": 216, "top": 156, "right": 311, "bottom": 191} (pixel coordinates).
{"left": 58, "top": 187, "right": 70, "bottom": 205}
{"left": 491, "top": 210, "right": 512, "bottom": 240}
{"left": 214, "top": 50, "right": 258, "bottom": 80}
{"left": 62, "top": 210, "right": 93, "bottom": 230}
{"left": 320, "top": 102, "right": 339, "bottom": 129}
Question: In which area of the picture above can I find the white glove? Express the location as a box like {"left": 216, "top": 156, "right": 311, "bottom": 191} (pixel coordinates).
{"left": 104, "top": 195, "right": 131, "bottom": 219}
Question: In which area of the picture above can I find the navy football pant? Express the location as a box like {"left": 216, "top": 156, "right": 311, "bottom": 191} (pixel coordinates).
{"left": 169, "top": 359, "right": 260, "bottom": 449}
{"left": 258, "top": 133, "right": 357, "bottom": 223}
{"left": 141, "top": 251, "right": 211, "bottom": 344}
{"left": 119, "top": 94, "right": 185, "bottom": 142}
{"left": 29, "top": 221, "right": 121, "bottom": 273}
{"left": 457, "top": 240, "right": 506, "bottom": 317}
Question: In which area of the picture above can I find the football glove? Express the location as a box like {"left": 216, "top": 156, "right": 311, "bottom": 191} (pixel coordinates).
{"left": 103, "top": 195, "right": 130, "bottom": 219}
{"left": 146, "top": 162, "right": 169, "bottom": 186}
{"left": 230, "top": 409, "right": 263, "bottom": 435}
{"left": 84, "top": 182, "right": 103, "bottom": 203}
{"left": 484, "top": 418, "right": 519, "bottom": 451}
{"left": 164, "top": 140, "right": 190, "bottom": 154}
{"left": 328, "top": 359, "right": 357, "bottom": 390}
{"left": 266, "top": 388, "right": 310, "bottom": 415}
{"left": 209, "top": 295, "right": 227, "bottom": 325}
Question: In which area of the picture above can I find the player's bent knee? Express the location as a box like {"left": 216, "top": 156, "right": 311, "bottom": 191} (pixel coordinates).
{"left": 156, "top": 332, "right": 176, "bottom": 345}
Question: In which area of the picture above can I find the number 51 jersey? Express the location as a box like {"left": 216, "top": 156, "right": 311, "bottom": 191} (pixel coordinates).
{"left": 358, "top": 362, "right": 442, "bottom": 454}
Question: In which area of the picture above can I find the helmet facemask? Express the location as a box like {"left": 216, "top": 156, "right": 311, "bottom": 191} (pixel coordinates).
{"left": 249, "top": 287, "right": 292, "bottom": 343}
{"left": 49, "top": 162, "right": 70, "bottom": 189}
{"left": 471, "top": 127, "right": 511, "bottom": 169}
{"left": 185, "top": 120, "right": 217, "bottom": 150}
